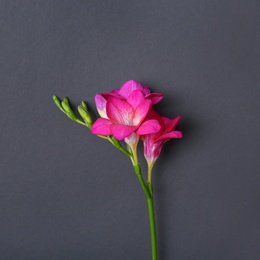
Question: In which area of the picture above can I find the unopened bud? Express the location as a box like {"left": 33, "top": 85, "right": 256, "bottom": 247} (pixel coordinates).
{"left": 78, "top": 105, "right": 92, "bottom": 125}
{"left": 66, "top": 111, "right": 78, "bottom": 121}
{"left": 81, "top": 101, "right": 88, "bottom": 110}
{"left": 61, "top": 97, "right": 78, "bottom": 121}
{"left": 61, "top": 97, "right": 71, "bottom": 113}
{"left": 53, "top": 95, "right": 62, "bottom": 110}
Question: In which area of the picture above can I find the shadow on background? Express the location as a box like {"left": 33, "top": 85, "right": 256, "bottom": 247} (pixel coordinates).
{"left": 150, "top": 92, "right": 209, "bottom": 260}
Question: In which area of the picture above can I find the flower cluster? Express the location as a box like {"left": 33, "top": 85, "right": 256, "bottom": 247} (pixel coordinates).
{"left": 91, "top": 80, "right": 182, "bottom": 176}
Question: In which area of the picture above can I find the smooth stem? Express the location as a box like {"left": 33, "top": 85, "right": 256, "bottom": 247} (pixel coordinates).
{"left": 116, "top": 145, "right": 131, "bottom": 156}
{"left": 133, "top": 163, "right": 157, "bottom": 260}
{"left": 107, "top": 137, "right": 131, "bottom": 157}
{"left": 75, "top": 119, "right": 87, "bottom": 126}
{"left": 147, "top": 194, "right": 157, "bottom": 260}
{"left": 133, "top": 164, "right": 150, "bottom": 198}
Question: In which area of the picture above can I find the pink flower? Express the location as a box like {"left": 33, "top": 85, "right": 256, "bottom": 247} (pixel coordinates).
{"left": 91, "top": 90, "right": 161, "bottom": 140}
{"left": 141, "top": 109, "right": 182, "bottom": 171}
{"left": 104, "top": 80, "right": 163, "bottom": 104}
{"left": 94, "top": 80, "right": 163, "bottom": 118}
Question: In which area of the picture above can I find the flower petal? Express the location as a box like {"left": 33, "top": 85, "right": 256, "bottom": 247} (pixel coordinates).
{"left": 155, "top": 130, "right": 183, "bottom": 142}
{"left": 102, "top": 90, "right": 122, "bottom": 100}
{"left": 136, "top": 119, "right": 161, "bottom": 135}
{"left": 127, "top": 90, "right": 146, "bottom": 110}
{"left": 163, "top": 116, "right": 181, "bottom": 132}
{"left": 119, "top": 80, "right": 145, "bottom": 99}
{"left": 107, "top": 98, "right": 134, "bottom": 125}
{"left": 133, "top": 99, "right": 152, "bottom": 125}
{"left": 95, "top": 94, "right": 108, "bottom": 118}
{"left": 91, "top": 118, "right": 112, "bottom": 136}
{"left": 140, "top": 85, "right": 151, "bottom": 96}
{"left": 110, "top": 124, "right": 137, "bottom": 140}
{"left": 146, "top": 93, "right": 164, "bottom": 104}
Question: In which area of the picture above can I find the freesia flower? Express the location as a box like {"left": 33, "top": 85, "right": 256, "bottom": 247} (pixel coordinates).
{"left": 104, "top": 80, "right": 163, "bottom": 104}
{"left": 141, "top": 108, "right": 182, "bottom": 181}
{"left": 94, "top": 80, "right": 163, "bottom": 118}
{"left": 91, "top": 90, "right": 161, "bottom": 141}
{"left": 53, "top": 81, "right": 183, "bottom": 260}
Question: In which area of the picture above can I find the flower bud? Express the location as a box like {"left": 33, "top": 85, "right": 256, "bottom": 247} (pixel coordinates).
{"left": 78, "top": 104, "right": 92, "bottom": 125}
{"left": 66, "top": 111, "right": 78, "bottom": 121}
{"left": 61, "top": 97, "right": 78, "bottom": 121}
{"left": 52, "top": 95, "right": 63, "bottom": 110}
{"left": 61, "top": 97, "right": 71, "bottom": 113}
{"left": 81, "top": 101, "right": 88, "bottom": 110}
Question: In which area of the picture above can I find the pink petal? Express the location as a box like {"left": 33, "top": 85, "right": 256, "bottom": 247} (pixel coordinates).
{"left": 102, "top": 91, "right": 122, "bottom": 100}
{"left": 119, "top": 80, "right": 144, "bottom": 99}
{"left": 111, "top": 89, "right": 120, "bottom": 95}
{"left": 95, "top": 94, "right": 107, "bottom": 118}
{"left": 140, "top": 85, "right": 151, "bottom": 96}
{"left": 136, "top": 119, "right": 161, "bottom": 135}
{"left": 91, "top": 118, "right": 112, "bottom": 136}
{"left": 163, "top": 116, "right": 181, "bottom": 132}
{"left": 146, "top": 93, "right": 164, "bottom": 104}
{"left": 145, "top": 108, "right": 163, "bottom": 122}
{"left": 155, "top": 130, "right": 183, "bottom": 142}
{"left": 127, "top": 90, "right": 146, "bottom": 109}
{"left": 110, "top": 124, "right": 137, "bottom": 140}
{"left": 133, "top": 99, "right": 152, "bottom": 125}
{"left": 107, "top": 98, "right": 134, "bottom": 125}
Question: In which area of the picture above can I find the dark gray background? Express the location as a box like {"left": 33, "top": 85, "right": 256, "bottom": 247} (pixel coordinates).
{"left": 1, "top": 0, "right": 259, "bottom": 259}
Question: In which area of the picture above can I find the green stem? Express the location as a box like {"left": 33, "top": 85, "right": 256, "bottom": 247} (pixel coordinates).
{"left": 133, "top": 164, "right": 150, "bottom": 198}
{"left": 132, "top": 163, "right": 157, "bottom": 260}
{"left": 147, "top": 194, "right": 157, "bottom": 260}
{"left": 75, "top": 119, "right": 87, "bottom": 126}
{"left": 107, "top": 137, "right": 131, "bottom": 156}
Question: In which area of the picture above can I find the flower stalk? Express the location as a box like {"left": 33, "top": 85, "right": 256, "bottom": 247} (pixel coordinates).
{"left": 132, "top": 161, "right": 157, "bottom": 260}
{"left": 147, "top": 194, "right": 157, "bottom": 260}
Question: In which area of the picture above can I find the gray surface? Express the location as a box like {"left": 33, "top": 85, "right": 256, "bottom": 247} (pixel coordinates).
{"left": 1, "top": 0, "right": 260, "bottom": 259}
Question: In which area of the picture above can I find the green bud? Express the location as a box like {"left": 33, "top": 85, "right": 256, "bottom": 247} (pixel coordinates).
{"left": 78, "top": 105, "right": 92, "bottom": 125}
{"left": 63, "top": 97, "right": 69, "bottom": 104}
{"left": 61, "top": 97, "right": 71, "bottom": 113}
{"left": 53, "top": 95, "right": 63, "bottom": 110}
{"left": 60, "top": 97, "right": 78, "bottom": 121}
{"left": 66, "top": 111, "right": 78, "bottom": 121}
{"left": 81, "top": 101, "right": 88, "bottom": 110}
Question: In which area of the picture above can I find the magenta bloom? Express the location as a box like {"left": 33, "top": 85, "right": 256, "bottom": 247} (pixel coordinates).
{"left": 91, "top": 90, "right": 161, "bottom": 140}
{"left": 103, "top": 80, "right": 164, "bottom": 104}
{"left": 141, "top": 109, "right": 182, "bottom": 167}
{"left": 94, "top": 80, "right": 163, "bottom": 118}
